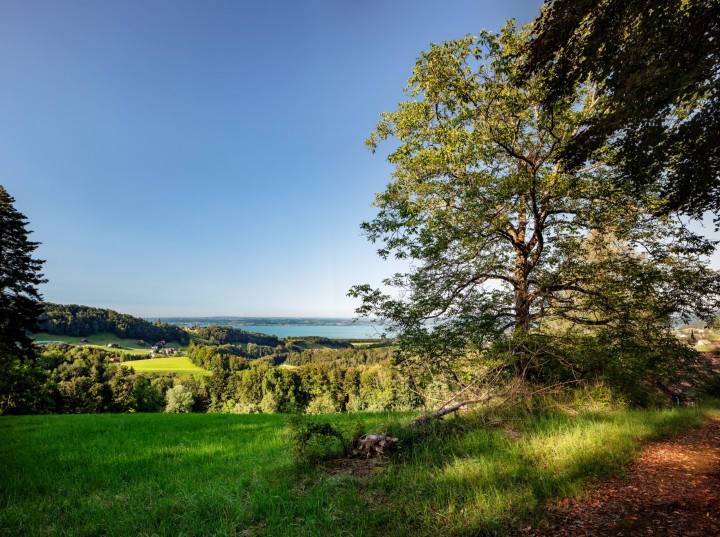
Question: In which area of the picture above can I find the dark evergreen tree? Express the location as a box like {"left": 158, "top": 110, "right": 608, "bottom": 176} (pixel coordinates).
{"left": 0, "top": 185, "right": 47, "bottom": 413}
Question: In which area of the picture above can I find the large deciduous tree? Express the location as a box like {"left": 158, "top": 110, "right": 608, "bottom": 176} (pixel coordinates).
{"left": 349, "top": 24, "right": 719, "bottom": 394}
{"left": 523, "top": 0, "right": 720, "bottom": 217}
{"left": 0, "top": 185, "right": 47, "bottom": 413}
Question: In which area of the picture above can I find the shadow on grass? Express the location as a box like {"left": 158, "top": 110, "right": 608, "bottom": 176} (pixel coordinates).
{"left": 1, "top": 407, "right": 716, "bottom": 537}
{"left": 291, "top": 405, "right": 716, "bottom": 537}
{"left": 0, "top": 412, "right": 408, "bottom": 537}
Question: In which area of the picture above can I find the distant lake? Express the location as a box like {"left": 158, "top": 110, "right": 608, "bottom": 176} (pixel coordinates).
{"left": 157, "top": 317, "right": 391, "bottom": 340}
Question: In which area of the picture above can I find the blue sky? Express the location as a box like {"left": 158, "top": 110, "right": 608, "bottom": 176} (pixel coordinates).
{"left": 1, "top": 0, "right": 545, "bottom": 317}
{"left": 7, "top": 0, "right": 715, "bottom": 318}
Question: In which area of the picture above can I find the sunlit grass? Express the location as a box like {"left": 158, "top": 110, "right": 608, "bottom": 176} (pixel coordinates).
{"left": 348, "top": 403, "right": 719, "bottom": 536}
{"left": 1, "top": 401, "right": 717, "bottom": 536}
{"left": 0, "top": 413, "right": 395, "bottom": 536}
{"left": 121, "top": 356, "right": 210, "bottom": 376}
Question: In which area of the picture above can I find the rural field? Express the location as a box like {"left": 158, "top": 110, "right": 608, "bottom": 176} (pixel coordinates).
{"left": 2, "top": 401, "right": 718, "bottom": 536}
{"left": 31, "top": 332, "right": 183, "bottom": 357}
{"left": 121, "top": 356, "right": 210, "bottom": 376}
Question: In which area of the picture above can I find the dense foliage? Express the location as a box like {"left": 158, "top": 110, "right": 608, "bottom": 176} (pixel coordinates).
{"left": 40, "top": 303, "right": 190, "bottom": 343}
{"left": 187, "top": 341, "right": 278, "bottom": 365}
{"left": 284, "top": 347, "right": 393, "bottom": 366}
{"left": 524, "top": 0, "right": 720, "bottom": 217}
{"left": 204, "top": 360, "right": 420, "bottom": 414}
{"left": 190, "top": 325, "right": 280, "bottom": 347}
{"left": 24, "top": 328, "right": 718, "bottom": 414}
{"left": 189, "top": 343, "right": 419, "bottom": 413}
{"left": 350, "top": 23, "right": 720, "bottom": 406}
{"left": 36, "top": 344, "right": 206, "bottom": 413}
{"left": 0, "top": 186, "right": 47, "bottom": 414}
{"left": 290, "top": 337, "right": 353, "bottom": 350}
{"left": 32, "top": 343, "right": 423, "bottom": 415}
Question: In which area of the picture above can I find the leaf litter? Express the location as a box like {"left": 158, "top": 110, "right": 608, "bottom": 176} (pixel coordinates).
{"left": 519, "top": 417, "right": 720, "bottom": 536}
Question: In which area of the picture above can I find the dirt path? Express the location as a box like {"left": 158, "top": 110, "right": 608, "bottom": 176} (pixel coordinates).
{"left": 522, "top": 417, "right": 720, "bottom": 536}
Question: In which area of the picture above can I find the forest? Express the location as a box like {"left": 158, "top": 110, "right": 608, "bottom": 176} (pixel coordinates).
{"left": 39, "top": 303, "right": 190, "bottom": 344}
{"left": 32, "top": 341, "right": 408, "bottom": 415}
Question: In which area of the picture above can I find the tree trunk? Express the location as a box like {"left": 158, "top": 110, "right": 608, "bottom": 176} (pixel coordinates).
{"left": 513, "top": 249, "right": 531, "bottom": 377}
{"left": 512, "top": 196, "right": 532, "bottom": 334}
{"left": 410, "top": 396, "right": 492, "bottom": 426}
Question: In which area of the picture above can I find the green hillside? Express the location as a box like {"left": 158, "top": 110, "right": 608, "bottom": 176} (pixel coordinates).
{"left": 32, "top": 332, "right": 154, "bottom": 356}
{"left": 40, "top": 302, "right": 188, "bottom": 343}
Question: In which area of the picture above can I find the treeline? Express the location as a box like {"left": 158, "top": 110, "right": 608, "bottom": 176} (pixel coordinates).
{"left": 188, "top": 342, "right": 419, "bottom": 413}
{"left": 289, "top": 337, "right": 353, "bottom": 350}
{"left": 187, "top": 341, "right": 278, "bottom": 366}
{"left": 35, "top": 345, "right": 202, "bottom": 413}
{"left": 187, "top": 342, "right": 393, "bottom": 370}
{"left": 32, "top": 338, "right": 719, "bottom": 416}
{"left": 191, "top": 326, "right": 279, "bottom": 347}
{"left": 205, "top": 361, "right": 421, "bottom": 414}
{"left": 31, "top": 343, "right": 422, "bottom": 415}
{"left": 284, "top": 347, "right": 394, "bottom": 366}
{"left": 40, "top": 303, "right": 189, "bottom": 343}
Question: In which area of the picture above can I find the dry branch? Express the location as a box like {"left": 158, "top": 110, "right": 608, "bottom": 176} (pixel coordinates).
{"left": 410, "top": 395, "right": 494, "bottom": 426}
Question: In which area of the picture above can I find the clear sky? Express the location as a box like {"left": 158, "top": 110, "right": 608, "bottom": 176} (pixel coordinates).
{"left": 1, "top": 0, "right": 546, "bottom": 317}
{"left": 5, "top": 0, "right": 716, "bottom": 318}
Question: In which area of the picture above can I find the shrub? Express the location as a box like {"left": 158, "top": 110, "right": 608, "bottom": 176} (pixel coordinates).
{"left": 219, "top": 399, "right": 261, "bottom": 414}
{"left": 286, "top": 414, "right": 365, "bottom": 466}
{"left": 165, "top": 384, "right": 194, "bottom": 413}
{"left": 305, "top": 394, "right": 339, "bottom": 415}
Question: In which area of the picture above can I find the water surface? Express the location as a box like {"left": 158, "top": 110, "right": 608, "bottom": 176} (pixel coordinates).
{"left": 157, "top": 317, "right": 389, "bottom": 339}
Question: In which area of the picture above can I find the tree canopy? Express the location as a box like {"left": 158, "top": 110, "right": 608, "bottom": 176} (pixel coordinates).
{"left": 350, "top": 24, "right": 719, "bottom": 395}
{"left": 40, "top": 303, "right": 190, "bottom": 344}
{"left": 523, "top": 0, "right": 720, "bottom": 217}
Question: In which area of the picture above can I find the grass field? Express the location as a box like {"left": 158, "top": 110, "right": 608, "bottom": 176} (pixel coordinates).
{"left": 31, "top": 332, "right": 184, "bottom": 357}
{"left": 1, "top": 401, "right": 718, "bottom": 536}
{"left": 121, "top": 356, "right": 211, "bottom": 376}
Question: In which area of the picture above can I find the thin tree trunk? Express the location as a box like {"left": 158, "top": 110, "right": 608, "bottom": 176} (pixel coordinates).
{"left": 513, "top": 249, "right": 532, "bottom": 378}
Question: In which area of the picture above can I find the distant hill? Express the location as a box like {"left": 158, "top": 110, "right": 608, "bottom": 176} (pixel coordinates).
{"left": 190, "top": 325, "right": 280, "bottom": 347}
{"left": 39, "top": 303, "right": 189, "bottom": 344}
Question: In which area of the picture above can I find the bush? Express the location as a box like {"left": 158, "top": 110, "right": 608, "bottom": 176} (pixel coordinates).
{"left": 305, "top": 394, "right": 339, "bottom": 414}
{"left": 286, "top": 414, "right": 364, "bottom": 466}
{"left": 165, "top": 384, "right": 194, "bottom": 413}
{"left": 219, "top": 399, "right": 261, "bottom": 414}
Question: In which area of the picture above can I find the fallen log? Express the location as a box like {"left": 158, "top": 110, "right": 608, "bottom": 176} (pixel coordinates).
{"left": 410, "top": 395, "right": 493, "bottom": 427}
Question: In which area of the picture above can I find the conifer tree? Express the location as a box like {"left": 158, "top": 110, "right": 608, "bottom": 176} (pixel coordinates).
{"left": 0, "top": 185, "right": 47, "bottom": 413}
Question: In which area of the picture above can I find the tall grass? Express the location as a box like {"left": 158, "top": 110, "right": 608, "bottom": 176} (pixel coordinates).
{"left": 1, "top": 398, "right": 717, "bottom": 536}
{"left": 357, "top": 404, "right": 715, "bottom": 536}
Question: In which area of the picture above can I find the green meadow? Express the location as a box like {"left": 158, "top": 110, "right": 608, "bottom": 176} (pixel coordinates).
{"left": 31, "top": 332, "right": 185, "bottom": 357}
{"left": 2, "top": 401, "right": 718, "bottom": 536}
{"left": 121, "top": 356, "right": 211, "bottom": 376}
